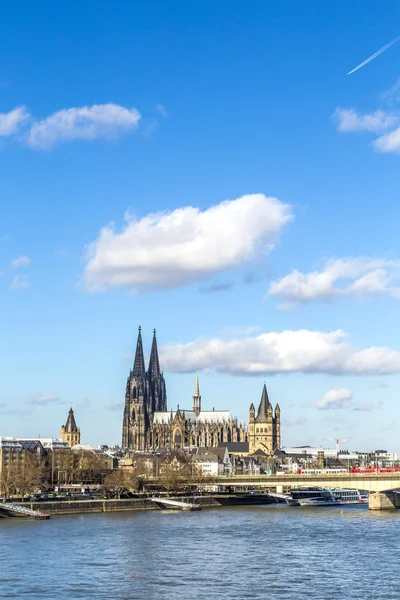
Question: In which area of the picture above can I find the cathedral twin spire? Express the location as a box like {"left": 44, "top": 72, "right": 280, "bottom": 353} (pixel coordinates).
{"left": 132, "top": 326, "right": 146, "bottom": 376}
{"left": 148, "top": 329, "right": 161, "bottom": 378}
{"left": 132, "top": 326, "right": 161, "bottom": 379}
{"left": 123, "top": 327, "right": 167, "bottom": 450}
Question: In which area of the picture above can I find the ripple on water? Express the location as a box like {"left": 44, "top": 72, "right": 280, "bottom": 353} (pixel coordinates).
{"left": 0, "top": 505, "right": 400, "bottom": 599}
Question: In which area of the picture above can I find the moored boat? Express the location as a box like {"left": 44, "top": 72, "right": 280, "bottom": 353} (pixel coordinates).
{"left": 329, "top": 488, "right": 367, "bottom": 504}
{"left": 286, "top": 487, "right": 339, "bottom": 506}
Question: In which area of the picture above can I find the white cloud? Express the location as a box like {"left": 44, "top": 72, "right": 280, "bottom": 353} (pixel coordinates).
{"left": 10, "top": 274, "right": 30, "bottom": 290}
{"left": 316, "top": 388, "right": 352, "bottom": 410}
{"left": 105, "top": 400, "right": 124, "bottom": 411}
{"left": 267, "top": 257, "right": 400, "bottom": 308}
{"left": 11, "top": 255, "right": 31, "bottom": 268}
{"left": 155, "top": 104, "right": 168, "bottom": 118}
{"left": 27, "top": 103, "right": 141, "bottom": 149}
{"left": 30, "top": 394, "right": 62, "bottom": 406}
{"left": 372, "top": 126, "right": 400, "bottom": 153}
{"left": 353, "top": 400, "right": 383, "bottom": 412}
{"left": 333, "top": 108, "right": 398, "bottom": 132}
{"left": 381, "top": 78, "right": 400, "bottom": 103}
{"left": 0, "top": 106, "right": 30, "bottom": 136}
{"left": 160, "top": 329, "right": 400, "bottom": 376}
{"left": 332, "top": 94, "right": 400, "bottom": 154}
{"left": 83, "top": 194, "right": 292, "bottom": 292}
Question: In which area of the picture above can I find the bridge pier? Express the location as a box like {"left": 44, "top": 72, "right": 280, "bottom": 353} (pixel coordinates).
{"left": 369, "top": 491, "right": 400, "bottom": 510}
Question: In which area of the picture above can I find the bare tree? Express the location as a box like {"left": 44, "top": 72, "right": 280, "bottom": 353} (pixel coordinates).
{"left": 157, "top": 459, "right": 193, "bottom": 493}
{"left": 0, "top": 451, "right": 46, "bottom": 496}
{"left": 77, "top": 452, "right": 110, "bottom": 485}
{"left": 53, "top": 450, "right": 79, "bottom": 485}
{"left": 103, "top": 469, "right": 133, "bottom": 499}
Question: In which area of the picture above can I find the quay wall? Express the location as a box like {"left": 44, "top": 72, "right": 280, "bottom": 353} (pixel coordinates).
{"left": 25, "top": 496, "right": 223, "bottom": 516}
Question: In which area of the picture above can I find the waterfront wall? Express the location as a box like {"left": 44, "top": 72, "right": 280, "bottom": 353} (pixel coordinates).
{"left": 26, "top": 496, "right": 223, "bottom": 516}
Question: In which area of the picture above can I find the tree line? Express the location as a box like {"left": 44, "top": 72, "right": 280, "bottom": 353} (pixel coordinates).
{"left": 0, "top": 450, "right": 214, "bottom": 498}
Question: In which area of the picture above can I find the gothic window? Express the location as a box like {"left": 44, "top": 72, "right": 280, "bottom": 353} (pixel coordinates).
{"left": 133, "top": 387, "right": 137, "bottom": 400}
{"left": 174, "top": 430, "right": 182, "bottom": 449}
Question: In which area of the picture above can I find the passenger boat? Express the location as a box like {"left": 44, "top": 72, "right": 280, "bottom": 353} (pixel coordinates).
{"left": 329, "top": 488, "right": 367, "bottom": 504}
{"left": 286, "top": 487, "right": 338, "bottom": 506}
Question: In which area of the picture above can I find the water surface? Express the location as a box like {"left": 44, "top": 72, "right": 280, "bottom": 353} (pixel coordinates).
{"left": 0, "top": 504, "right": 399, "bottom": 599}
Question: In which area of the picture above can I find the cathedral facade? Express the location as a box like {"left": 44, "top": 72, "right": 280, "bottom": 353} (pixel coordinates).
{"left": 122, "top": 327, "right": 167, "bottom": 451}
{"left": 122, "top": 328, "right": 280, "bottom": 455}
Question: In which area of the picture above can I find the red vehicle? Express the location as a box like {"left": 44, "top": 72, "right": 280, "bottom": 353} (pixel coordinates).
{"left": 351, "top": 467, "right": 400, "bottom": 474}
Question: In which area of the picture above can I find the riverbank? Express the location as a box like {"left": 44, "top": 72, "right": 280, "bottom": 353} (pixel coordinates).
{"left": 13, "top": 495, "right": 223, "bottom": 516}
{"left": 10, "top": 493, "right": 275, "bottom": 516}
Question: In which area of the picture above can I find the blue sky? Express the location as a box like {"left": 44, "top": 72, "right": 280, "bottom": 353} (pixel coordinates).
{"left": 1, "top": 1, "right": 400, "bottom": 451}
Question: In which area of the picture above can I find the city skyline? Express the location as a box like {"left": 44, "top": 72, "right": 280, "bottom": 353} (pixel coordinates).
{"left": 1, "top": 1, "right": 400, "bottom": 451}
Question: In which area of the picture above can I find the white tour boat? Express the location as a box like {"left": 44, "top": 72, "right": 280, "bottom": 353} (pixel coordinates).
{"left": 329, "top": 488, "right": 367, "bottom": 504}
{"left": 286, "top": 487, "right": 339, "bottom": 507}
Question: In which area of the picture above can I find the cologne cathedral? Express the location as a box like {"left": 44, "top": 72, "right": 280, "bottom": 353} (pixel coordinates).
{"left": 122, "top": 328, "right": 281, "bottom": 455}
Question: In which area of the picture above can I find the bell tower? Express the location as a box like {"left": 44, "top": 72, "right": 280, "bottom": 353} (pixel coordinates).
{"left": 61, "top": 407, "right": 80, "bottom": 447}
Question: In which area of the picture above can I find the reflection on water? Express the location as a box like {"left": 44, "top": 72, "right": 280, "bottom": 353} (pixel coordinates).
{"left": 0, "top": 504, "right": 399, "bottom": 599}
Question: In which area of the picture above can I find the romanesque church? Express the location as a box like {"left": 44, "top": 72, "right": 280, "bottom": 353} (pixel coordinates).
{"left": 122, "top": 328, "right": 281, "bottom": 455}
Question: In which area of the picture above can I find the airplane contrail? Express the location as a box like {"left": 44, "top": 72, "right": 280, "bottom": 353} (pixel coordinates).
{"left": 347, "top": 35, "right": 400, "bottom": 75}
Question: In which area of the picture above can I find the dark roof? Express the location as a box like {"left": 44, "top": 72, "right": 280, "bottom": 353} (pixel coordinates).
{"left": 250, "top": 449, "right": 268, "bottom": 457}
{"left": 196, "top": 447, "right": 227, "bottom": 461}
{"left": 273, "top": 449, "right": 287, "bottom": 458}
{"left": 218, "top": 442, "right": 249, "bottom": 453}
{"left": 287, "top": 453, "right": 313, "bottom": 461}
{"left": 193, "top": 454, "right": 220, "bottom": 463}
{"left": 255, "top": 383, "right": 271, "bottom": 423}
{"left": 156, "top": 449, "right": 188, "bottom": 464}
{"left": 327, "top": 458, "right": 346, "bottom": 468}
{"left": 19, "top": 440, "right": 44, "bottom": 452}
{"left": 65, "top": 408, "right": 78, "bottom": 433}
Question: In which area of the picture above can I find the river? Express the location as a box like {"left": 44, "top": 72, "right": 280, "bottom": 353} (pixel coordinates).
{"left": 0, "top": 504, "right": 399, "bottom": 599}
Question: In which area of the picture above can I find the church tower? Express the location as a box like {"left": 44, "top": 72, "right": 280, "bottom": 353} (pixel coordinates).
{"left": 274, "top": 403, "right": 281, "bottom": 449}
{"left": 249, "top": 382, "right": 279, "bottom": 454}
{"left": 249, "top": 402, "right": 255, "bottom": 445}
{"left": 192, "top": 370, "right": 201, "bottom": 416}
{"left": 61, "top": 408, "right": 80, "bottom": 447}
{"left": 148, "top": 329, "right": 167, "bottom": 413}
{"left": 122, "top": 327, "right": 167, "bottom": 451}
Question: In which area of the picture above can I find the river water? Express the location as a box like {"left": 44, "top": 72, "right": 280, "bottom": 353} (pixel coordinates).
{"left": 0, "top": 504, "right": 399, "bottom": 599}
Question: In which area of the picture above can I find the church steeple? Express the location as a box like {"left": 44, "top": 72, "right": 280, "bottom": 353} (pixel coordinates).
{"left": 60, "top": 407, "right": 80, "bottom": 447}
{"left": 148, "top": 329, "right": 161, "bottom": 379}
{"left": 65, "top": 407, "right": 78, "bottom": 433}
{"left": 192, "top": 369, "right": 201, "bottom": 416}
{"left": 132, "top": 326, "right": 146, "bottom": 376}
{"left": 256, "top": 383, "right": 270, "bottom": 423}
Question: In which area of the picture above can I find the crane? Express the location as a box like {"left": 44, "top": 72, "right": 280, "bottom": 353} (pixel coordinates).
{"left": 324, "top": 437, "right": 348, "bottom": 456}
